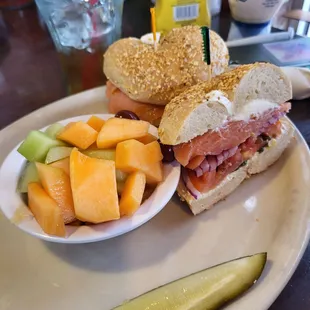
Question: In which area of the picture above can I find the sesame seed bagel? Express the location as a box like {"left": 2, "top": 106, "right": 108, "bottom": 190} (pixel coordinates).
{"left": 158, "top": 63, "right": 292, "bottom": 145}
{"left": 103, "top": 26, "right": 229, "bottom": 106}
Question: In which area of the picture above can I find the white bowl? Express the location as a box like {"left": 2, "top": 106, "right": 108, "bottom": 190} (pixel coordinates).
{"left": 0, "top": 114, "right": 180, "bottom": 244}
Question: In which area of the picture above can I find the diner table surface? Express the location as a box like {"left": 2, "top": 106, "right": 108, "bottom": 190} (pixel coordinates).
{"left": 1, "top": 1, "right": 310, "bottom": 309}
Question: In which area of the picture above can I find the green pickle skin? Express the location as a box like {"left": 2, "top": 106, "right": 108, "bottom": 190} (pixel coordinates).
{"left": 113, "top": 253, "right": 267, "bottom": 310}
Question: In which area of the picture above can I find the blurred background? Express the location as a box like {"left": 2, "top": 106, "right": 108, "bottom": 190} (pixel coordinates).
{"left": 0, "top": 0, "right": 310, "bottom": 127}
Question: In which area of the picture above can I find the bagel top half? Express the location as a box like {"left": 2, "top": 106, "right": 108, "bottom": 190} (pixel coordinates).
{"left": 103, "top": 26, "right": 229, "bottom": 105}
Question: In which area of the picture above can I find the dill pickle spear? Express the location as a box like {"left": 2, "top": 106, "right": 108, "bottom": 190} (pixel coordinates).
{"left": 114, "top": 253, "right": 267, "bottom": 310}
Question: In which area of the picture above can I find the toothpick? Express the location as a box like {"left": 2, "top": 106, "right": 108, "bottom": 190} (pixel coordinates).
{"left": 150, "top": 8, "right": 157, "bottom": 50}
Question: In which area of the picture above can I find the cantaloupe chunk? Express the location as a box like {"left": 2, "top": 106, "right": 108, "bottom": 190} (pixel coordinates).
{"left": 57, "top": 121, "right": 98, "bottom": 150}
{"left": 70, "top": 148, "right": 120, "bottom": 223}
{"left": 116, "top": 140, "right": 163, "bottom": 184}
{"left": 145, "top": 141, "right": 164, "bottom": 163}
{"left": 87, "top": 115, "right": 105, "bottom": 132}
{"left": 36, "top": 163, "right": 75, "bottom": 224}
{"left": 141, "top": 162, "right": 163, "bottom": 184}
{"left": 136, "top": 133, "right": 158, "bottom": 144}
{"left": 50, "top": 157, "right": 70, "bottom": 176}
{"left": 97, "top": 118, "right": 149, "bottom": 148}
{"left": 28, "top": 183, "right": 66, "bottom": 237}
{"left": 119, "top": 172, "right": 146, "bottom": 216}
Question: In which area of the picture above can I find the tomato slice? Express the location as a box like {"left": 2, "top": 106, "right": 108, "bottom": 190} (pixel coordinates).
{"left": 240, "top": 136, "right": 267, "bottom": 160}
{"left": 188, "top": 169, "right": 217, "bottom": 193}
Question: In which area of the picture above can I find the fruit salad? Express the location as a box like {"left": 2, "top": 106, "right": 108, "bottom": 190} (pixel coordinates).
{"left": 17, "top": 112, "right": 165, "bottom": 237}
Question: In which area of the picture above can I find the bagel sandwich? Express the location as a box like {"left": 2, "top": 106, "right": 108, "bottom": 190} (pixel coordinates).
{"left": 158, "top": 63, "right": 294, "bottom": 215}
{"left": 104, "top": 26, "right": 229, "bottom": 126}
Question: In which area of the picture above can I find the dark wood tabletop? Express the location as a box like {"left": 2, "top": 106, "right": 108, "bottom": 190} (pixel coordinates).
{"left": 1, "top": 1, "right": 310, "bottom": 309}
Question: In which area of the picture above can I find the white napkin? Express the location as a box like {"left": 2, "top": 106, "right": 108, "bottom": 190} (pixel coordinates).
{"left": 280, "top": 67, "right": 310, "bottom": 100}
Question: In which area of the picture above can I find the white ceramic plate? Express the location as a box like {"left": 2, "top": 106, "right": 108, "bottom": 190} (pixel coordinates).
{"left": 0, "top": 114, "right": 181, "bottom": 244}
{"left": 0, "top": 87, "right": 310, "bottom": 310}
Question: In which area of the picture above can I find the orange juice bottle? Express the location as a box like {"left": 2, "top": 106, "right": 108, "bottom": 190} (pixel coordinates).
{"left": 154, "top": 0, "right": 211, "bottom": 34}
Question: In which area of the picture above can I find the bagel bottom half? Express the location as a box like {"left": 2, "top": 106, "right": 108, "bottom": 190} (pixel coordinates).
{"left": 177, "top": 118, "right": 295, "bottom": 215}
{"left": 106, "top": 81, "right": 164, "bottom": 126}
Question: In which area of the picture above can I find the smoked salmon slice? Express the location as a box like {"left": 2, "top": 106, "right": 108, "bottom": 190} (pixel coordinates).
{"left": 106, "top": 81, "right": 165, "bottom": 126}
{"left": 186, "top": 155, "right": 205, "bottom": 169}
{"left": 174, "top": 102, "right": 291, "bottom": 167}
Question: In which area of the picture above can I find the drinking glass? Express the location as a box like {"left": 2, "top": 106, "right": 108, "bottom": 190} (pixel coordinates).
{"left": 35, "top": 0, "right": 124, "bottom": 94}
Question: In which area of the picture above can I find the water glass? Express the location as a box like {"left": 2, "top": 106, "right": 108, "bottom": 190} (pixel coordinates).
{"left": 35, "top": 0, "right": 124, "bottom": 94}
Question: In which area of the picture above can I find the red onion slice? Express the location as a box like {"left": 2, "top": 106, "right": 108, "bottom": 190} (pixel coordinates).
{"left": 194, "top": 146, "right": 239, "bottom": 177}
{"left": 222, "top": 149, "right": 229, "bottom": 159}
{"left": 182, "top": 168, "right": 201, "bottom": 200}
{"left": 195, "top": 167, "right": 204, "bottom": 178}
{"left": 200, "top": 158, "right": 209, "bottom": 172}
{"left": 268, "top": 116, "right": 278, "bottom": 125}
{"left": 257, "top": 112, "right": 285, "bottom": 135}
{"left": 227, "top": 146, "right": 238, "bottom": 157}
{"left": 208, "top": 156, "right": 217, "bottom": 172}
{"left": 216, "top": 153, "right": 224, "bottom": 166}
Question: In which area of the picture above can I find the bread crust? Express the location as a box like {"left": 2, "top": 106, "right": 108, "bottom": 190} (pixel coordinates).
{"left": 103, "top": 26, "right": 229, "bottom": 105}
{"left": 177, "top": 118, "right": 294, "bottom": 215}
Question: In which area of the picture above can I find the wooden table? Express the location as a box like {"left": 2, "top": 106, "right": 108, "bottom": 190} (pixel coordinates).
{"left": 1, "top": 2, "right": 310, "bottom": 309}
